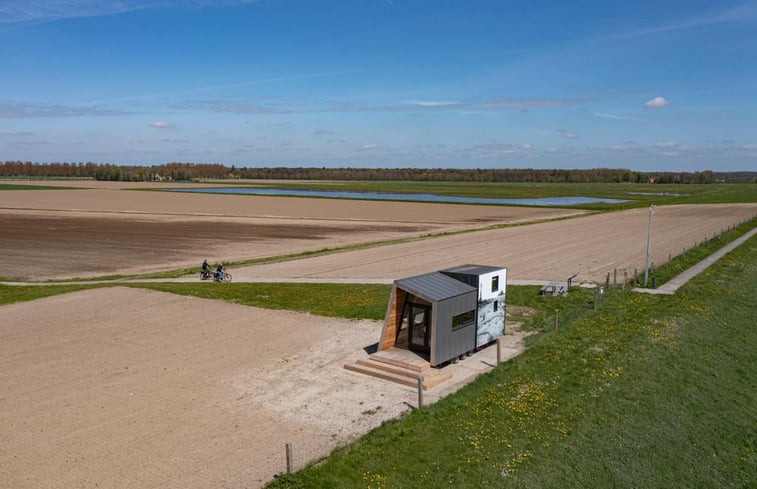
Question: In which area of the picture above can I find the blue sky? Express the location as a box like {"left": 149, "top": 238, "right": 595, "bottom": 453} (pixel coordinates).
{"left": 1, "top": 0, "right": 755, "bottom": 170}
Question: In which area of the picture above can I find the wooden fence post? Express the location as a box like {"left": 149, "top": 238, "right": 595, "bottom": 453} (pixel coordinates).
{"left": 286, "top": 443, "right": 293, "bottom": 474}
{"left": 417, "top": 377, "right": 424, "bottom": 408}
{"left": 554, "top": 309, "right": 559, "bottom": 330}
{"left": 613, "top": 268, "right": 617, "bottom": 287}
{"left": 593, "top": 287, "right": 598, "bottom": 309}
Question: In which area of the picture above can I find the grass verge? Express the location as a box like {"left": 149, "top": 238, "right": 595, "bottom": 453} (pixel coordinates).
{"left": 266, "top": 234, "right": 757, "bottom": 488}
{"left": 0, "top": 283, "right": 99, "bottom": 306}
{"left": 0, "top": 183, "right": 73, "bottom": 190}
{"left": 133, "top": 282, "right": 392, "bottom": 320}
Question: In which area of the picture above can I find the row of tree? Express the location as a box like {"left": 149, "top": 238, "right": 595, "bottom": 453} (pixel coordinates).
{"left": 1, "top": 161, "right": 753, "bottom": 183}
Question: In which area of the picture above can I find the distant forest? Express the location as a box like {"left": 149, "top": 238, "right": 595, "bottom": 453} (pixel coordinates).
{"left": 1, "top": 161, "right": 754, "bottom": 184}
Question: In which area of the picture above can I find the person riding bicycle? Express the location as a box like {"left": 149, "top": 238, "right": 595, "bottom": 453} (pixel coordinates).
{"left": 201, "top": 259, "right": 210, "bottom": 278}
{"left": 215, "top": 263, "right": 224, "bottom": 282}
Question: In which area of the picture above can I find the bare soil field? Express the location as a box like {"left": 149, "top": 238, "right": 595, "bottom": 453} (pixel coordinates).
{"left": 0, "top": 287, "right": 522, "bottom": 489}
{"left": 0, "top": 186, "right": 583, "bottom": 280}
{"left": 231, "top": 204, "right": 757, "bottom": 283}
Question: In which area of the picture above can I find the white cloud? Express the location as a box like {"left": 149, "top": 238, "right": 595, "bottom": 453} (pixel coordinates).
{"left": 656, "top": 141, "right": 676, "bottom": 148}
{"left": 661, "top": 151, "right": 679, "bottom": 157}
{"left": 149, "top": 121, "right": 175, "bottom": 128}
{"left": 610, "top": 145, "right": 631, "bottom": 152}
{"left": 742, "top": 143, "right": 757, "bottom": 150}
{"left": 358, "top": 144, "right": 377, "bottom": 150}
{"left": 521, "top": 143, "right": 532, "bottom": 150}
{"left": 558, "top": 128, "right": 578, "bottom": 139}
{"left": 501, "top": 149, "right": 515, "bottom": 154}
{"left": 644, "top": 97, "right": 671, "bottom": 109}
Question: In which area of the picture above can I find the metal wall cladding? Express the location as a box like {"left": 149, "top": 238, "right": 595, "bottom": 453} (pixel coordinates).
{"left": 431, "top": 290, "right": 477, "bottom": 366}
{"left": 476, "top": 293, "right": 505, "bottom": 347}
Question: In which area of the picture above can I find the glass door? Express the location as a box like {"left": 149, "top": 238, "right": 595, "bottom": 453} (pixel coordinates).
{"left": 408, "top": 304, "right": 430, "bottom": 352}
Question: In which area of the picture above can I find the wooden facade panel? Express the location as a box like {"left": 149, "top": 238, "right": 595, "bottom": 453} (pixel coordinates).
{"left": 378, "top": 287, "right": 406, "bottom": 351}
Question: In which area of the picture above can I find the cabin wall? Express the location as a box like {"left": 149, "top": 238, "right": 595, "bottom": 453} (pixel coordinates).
{"left": 431, "top": 290, "right": 477, "bottom": 366}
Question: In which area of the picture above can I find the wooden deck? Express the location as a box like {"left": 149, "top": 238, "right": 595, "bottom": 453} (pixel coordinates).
{"left": 344, "top": 347, "right": 452, "bottom": 390}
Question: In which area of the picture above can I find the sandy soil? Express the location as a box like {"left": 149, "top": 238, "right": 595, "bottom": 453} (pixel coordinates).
{"left": 231, "top": 204, "right": 757, "bottom": 283}
{"left": 0, "top": 184, "right": 583, "bottom": 224}
{"left": 0, "top": 187, "right": 583, "bottom": 280}
{"left": 0, "top": 287, "right": 525, "bottom": 489}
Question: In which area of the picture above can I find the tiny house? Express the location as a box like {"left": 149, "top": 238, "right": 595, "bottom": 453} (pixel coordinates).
{"left": 377, "top": 264, "right": 507, "bottom": 366}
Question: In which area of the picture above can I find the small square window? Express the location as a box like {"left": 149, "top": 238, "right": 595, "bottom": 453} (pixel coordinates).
{"left": 491, "top": 276, "right": 499, "bottom": 292}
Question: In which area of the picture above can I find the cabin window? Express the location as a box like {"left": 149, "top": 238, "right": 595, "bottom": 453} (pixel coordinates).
{"left": 493, "top": 300, "right": 498, "bottom": 312}
{"left": 491, "top": 276, "right": 499, "bottom": 292}
{"left": 452, "top": 310, "right": 475, "bottom": 330}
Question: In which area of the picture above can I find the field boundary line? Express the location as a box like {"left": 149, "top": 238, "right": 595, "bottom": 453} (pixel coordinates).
{"left": 633, "top": 227, "right": 757, "bottom": 295}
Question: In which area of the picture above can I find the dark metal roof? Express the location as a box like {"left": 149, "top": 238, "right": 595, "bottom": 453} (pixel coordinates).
{"left": 441, "top": 264, "right": 504, "bottom": 276}
{"left": 395, "top": 271, "right": 476, "bottom": 302}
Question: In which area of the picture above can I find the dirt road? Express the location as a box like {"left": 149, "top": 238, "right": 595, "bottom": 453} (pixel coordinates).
{"left": 230, "top": 204, "right": 757, "bottom": 282}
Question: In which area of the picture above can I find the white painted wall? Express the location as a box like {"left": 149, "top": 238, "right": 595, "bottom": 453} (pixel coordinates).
{"left": 477, "top": 268, "right": 506, "bottom": 301}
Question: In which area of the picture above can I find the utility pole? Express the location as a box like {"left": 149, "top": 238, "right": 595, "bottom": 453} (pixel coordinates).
{"left": 644, "top": 205, "right": 655, "bottom": 287}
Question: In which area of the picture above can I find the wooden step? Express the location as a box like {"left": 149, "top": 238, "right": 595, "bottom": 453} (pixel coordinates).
{"left": 422, "top": 371, "right": 453, "bottom": 389}
{"left": 369, "top": 352, "right": 430, "bottom": 372}
{"left": 356, "top": 359, "right": 441, "bottom": 379}
{"left": 344, "top": 362, "right": 453, "bottom": 390}
{"left": 343, "top": 363, "right": 418, "bottom": 388}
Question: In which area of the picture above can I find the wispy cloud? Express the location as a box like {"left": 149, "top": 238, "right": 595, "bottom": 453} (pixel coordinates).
{"left": 558, "top": 128, "right": 578, "bottom": 139}
{"left": 173, "top": 100, "right": 289, "bottom": 114}
{"left": 0, "top": 1, "right": 261, "bottom": 26}
{"left": 401, "top": 100, "right": 459, "bottom": 107}
{"left": 644, "top": 96, "right": 671, "bottom": 109}
{"left": 593, "top": 112, "right": 642, "bottom": 122}
{"left": 656, "top": 141, "right": 676, "bottom": 148}
{"left": 172, "top": 95, "right": 586, "bottom": 116}
{"left": 0, "top": 131, "right": 35, "bottom": 139}
{"left": 149, "top": 121, "right": 175, "bottom": 128}
{"left": 313, "top": 129, "right": 335, "bottom": 136}
{"left": 358, "top": 143, "right": 378, "bottom": 151}
{"left": 619, "top": 1, "right": 757, "bottom": 39}
{"left": 0, "top": 101, "right": 126, "bottom": 118}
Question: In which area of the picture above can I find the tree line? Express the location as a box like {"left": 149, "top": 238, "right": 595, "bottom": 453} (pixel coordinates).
{"left": 1, "top": 161, "right": 753, "bottom": 183}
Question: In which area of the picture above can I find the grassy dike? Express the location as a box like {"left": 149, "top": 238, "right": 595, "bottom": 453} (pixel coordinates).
{"left": 267, "top": 236, "right": 757, "bottom": 488}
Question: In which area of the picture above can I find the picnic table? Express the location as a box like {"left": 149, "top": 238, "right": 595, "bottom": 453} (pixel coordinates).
{"left": 540, "top": 281, "right": 567, "bottom": 296}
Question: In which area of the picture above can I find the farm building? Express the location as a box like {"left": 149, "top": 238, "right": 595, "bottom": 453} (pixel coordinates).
{"left": 377, "top": 264, "right": 507, "bottom": 367}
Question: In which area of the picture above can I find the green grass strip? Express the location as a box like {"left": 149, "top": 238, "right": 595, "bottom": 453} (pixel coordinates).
{"left": 267, "top": 234, "right": 757, "bottom": 488}
{"left": 0, "top": 283, "right": 100, "bottom": 306}
{"left": 0, "top": 183, "right": 73, "bottom": 190}
{"left": 133, "top": 283, "right": 392, "bottom": 320}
